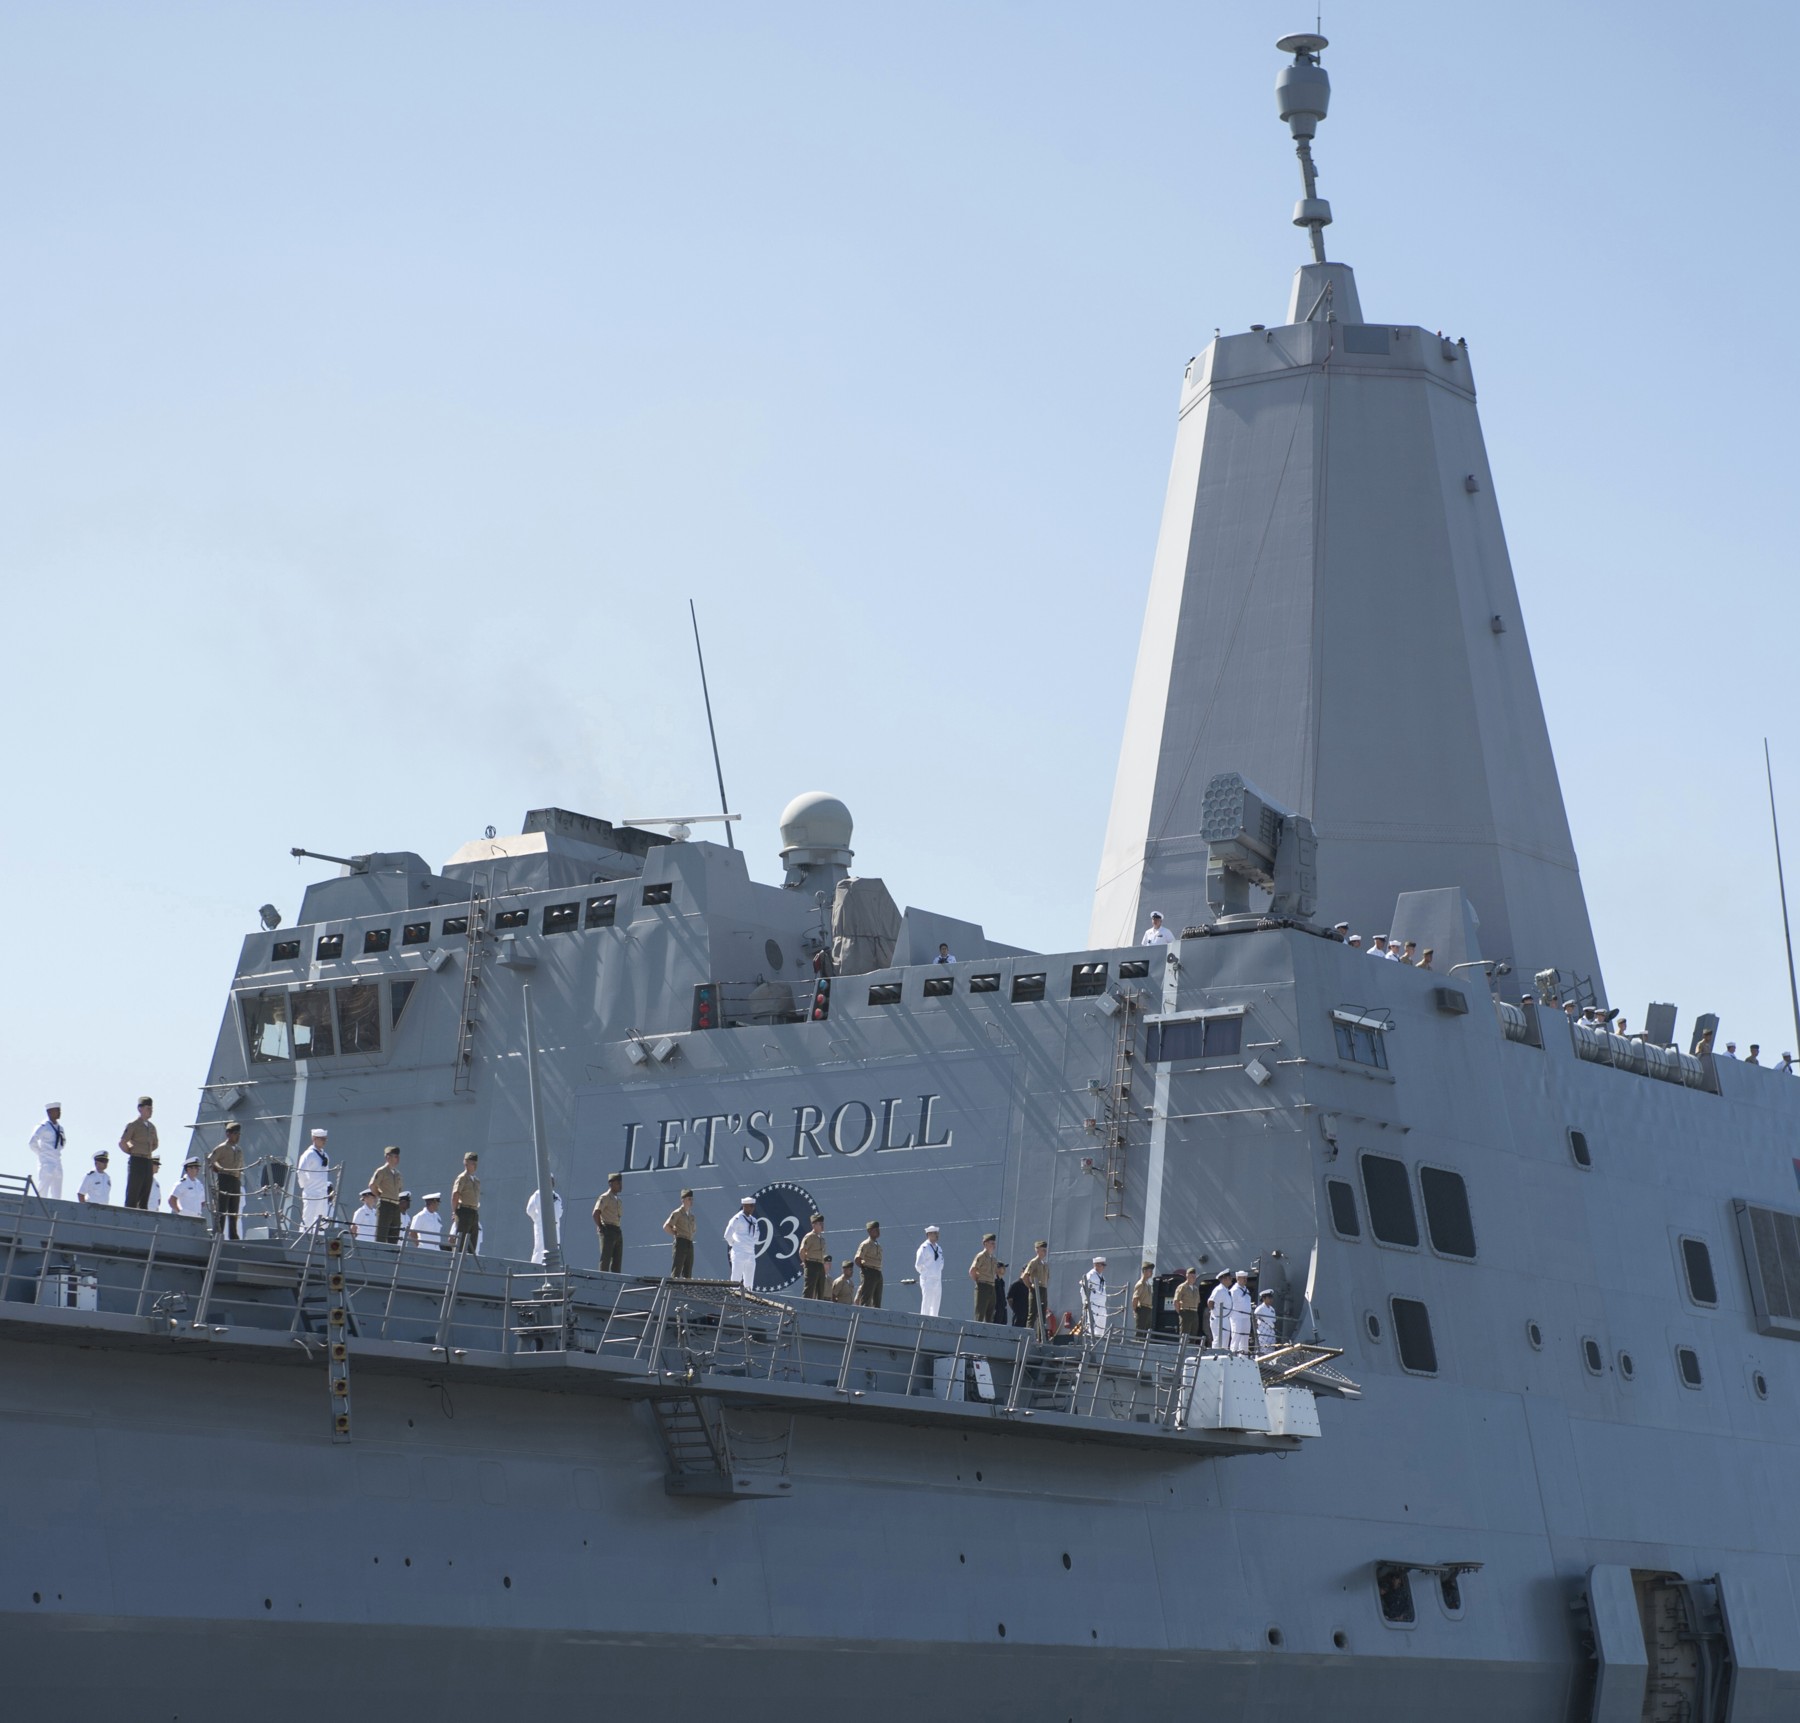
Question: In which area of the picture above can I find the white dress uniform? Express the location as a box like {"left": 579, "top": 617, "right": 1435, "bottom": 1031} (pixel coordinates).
{"left": 29, "top": 1117, "right": 65, "bottom": 1201}
{"left": 1254, "top": 1298, "right": 1278, "bottom": 1354}
{"left": 169, "top": 1175, "right": 208, "bottom": 1222}
{"left": 147, "top": 1178, "right": 163, "bottom": 1212}
{"left": 1081, "top": 1268, "right": 1109, "bottom": 1336}
{"left": 350, "top": 1203, "right": 381, "bottom": 1242}
{"left": 1227, "top": 1285, "right": 1255, "bottom": 1355}
{"left": 77, "top": 1166, "right": 111, "bottom": 1205}
{"left": 296, "top": 1142, "right": 332, "bottom": 1225}
{"left": 1141, "top": 921, "right": 1174, "bottom": 946}
{"left": 914, "top": 1236, "right": 944, "bottom": 1316}
{"left": 1206, "top": 1281, "right": 1233, "bottom": 1348}
{"left": 525, "top": 1189, "right": 565, "bottom": 1264}
{"left": 723, "top": 1209, "right": 760, "bottom": 1289}
{"left": 409, "top": 1207, "right": 443, "bottom": 1248}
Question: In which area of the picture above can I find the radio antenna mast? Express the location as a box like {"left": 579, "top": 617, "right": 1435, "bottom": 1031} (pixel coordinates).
{"left": 690, "top": 600, "right": 735, "bottom": 849}
{"left": 1766, "top": 738, "right": 1800, "bottom": 1055}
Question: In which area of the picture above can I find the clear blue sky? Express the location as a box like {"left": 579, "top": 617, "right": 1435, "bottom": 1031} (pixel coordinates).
{"left": 3, "top": 1, "right": 1796, "bottom": 1178}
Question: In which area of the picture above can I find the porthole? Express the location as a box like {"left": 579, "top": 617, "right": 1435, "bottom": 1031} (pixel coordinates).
{"left": 1677, "top": 1346, "right": 1703, "bottom": 1389}
{"left": 1618, "top": 1352, "right": 1635, "bottom": 1380}
{"left": 1439, "top": 1572, "right": 1464, "bottom": 1615}
{"left": 1567, "top": 1127, "right": 1591, "bottom": 1168}
{"left": 765, "top": 939, "right": 784, "bottom": 972}
{"left": 1062, "top": 1553, "right": 1072, "bottom": 1570}
{"left": 1266, "top": 1627, "right": 1284, "bottom": 1647}
{"left": 1753, "top": 1370, "right": 1770, "bottom": 1401}
{"left": 1526, "top": 1320, "right": 1543, "bottom": 1350}
{"left": 1365, "top": 1311, "right": 1382, "bottom": 1342}
{"left": 1333, "top": 1629, "right": 1349, "bottom": 1649}
{"left": 1582, "top": 1337, "right": 1604, "bottom": 1375}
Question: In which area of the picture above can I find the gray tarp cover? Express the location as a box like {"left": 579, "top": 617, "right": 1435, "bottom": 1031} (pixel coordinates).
{"left": 831, "top": 876, "right": 901, "bottom": 975}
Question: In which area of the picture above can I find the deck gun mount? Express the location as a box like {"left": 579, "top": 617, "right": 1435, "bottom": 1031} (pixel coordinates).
{"left": 1201, "top": 772, "right": 1318, "bottom": 923}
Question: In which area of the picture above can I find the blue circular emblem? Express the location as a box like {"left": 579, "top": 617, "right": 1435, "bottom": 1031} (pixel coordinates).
{"left": 748, "top": 1180, "right": 818, "bottom": 1293}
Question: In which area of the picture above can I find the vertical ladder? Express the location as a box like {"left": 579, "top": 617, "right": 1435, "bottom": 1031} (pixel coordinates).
{"left": 1100, "top": 991, "right": 1140, "bottom": 1219}
{"left": 324, "top": 1228, "right": 352, "bottom": 1442}
{"left": 451, "top": 879, "right": 490, "bottom": 1095}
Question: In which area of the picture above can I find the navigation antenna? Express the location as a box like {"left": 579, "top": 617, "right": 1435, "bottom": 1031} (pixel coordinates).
{"left": 1276, "top": 33, "right": 1334, "bottom": 263}
{"left": 1765, "top": 739, "right": 1800, "bottom": 1056}
{"left": 690, "top": 599, "right": 735, "bottom": 849}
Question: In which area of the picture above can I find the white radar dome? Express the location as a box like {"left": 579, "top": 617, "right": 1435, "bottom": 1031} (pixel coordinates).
{"left": 779, "top": 792, "right": 853, "bottom": 854}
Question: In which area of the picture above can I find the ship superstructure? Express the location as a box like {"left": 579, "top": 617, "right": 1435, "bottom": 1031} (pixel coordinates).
{"left": 5, "top": 35, "right": 1800, "bottom": 1723}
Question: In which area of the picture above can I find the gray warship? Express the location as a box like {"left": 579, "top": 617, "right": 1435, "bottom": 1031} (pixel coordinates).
{"left": 6, "top": 34, "right": 1798, "bottom": 1722}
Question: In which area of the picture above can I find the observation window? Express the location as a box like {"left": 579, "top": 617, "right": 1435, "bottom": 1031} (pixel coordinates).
{"left": 291, "top": 988, "right": 337, "bottom": 1059}
{"left": 271, "top": 939, "right": 300, "bottom": 962}
{"left": 441, "top": 916, "right": 469, "bottom": 937}
{"left": 1375, "top": 1564, "right": 1416, "bottom": 1625}
{"left": 389, "top": 979, "right": 417, "bottom": 1028}
{"left": 1333, "top": 1013, "right": 1388, "bottom": 1068}
{"left": 868, "top": 982, "right": 903, "bottom": 1006}
{"left": 1419, "top": 1167, "right": 1476, "bottom": 1259}
{"left": 336, "top": 983, "right": 381, "bottom": 1055}
{"left": 1582, "top": 1338, "right": 1604, "bottom": 1375}
{"left": 494, "top": 908, "right": 528, "bottom": 930}
{"left": 1360, "top": 1154, "right": 1419, "bottom": 1248}
{"left": 586, "top": 895, "right": 617, "bottom": 928}
{"left": 969, "top": 974, "right": 1000, "bottom": 994}
{"left": 1390, "top": 1298, "right": 1438, "bottom": 1374}
{"left": 923, "top": 975, "right": 954, "bottom": 998}
{"left": 1149, "top": 1014, "right": 1243, "bottom": 1062}
{"left": 1326, "top": 1178, "right": 1361, "bottom": 1239}
{"left": 363, "top": 928, "right": 391, "bottom": 954}
{"left": 242, "top": 991, "right": 292, "bottom": 1063}
{"left": 1568, "top": 1128, "right": 1592, "bottom": 1168}
{"left": 1118, "top": 958, "right": 1150, "bottom": 980}
{"left": 642, "top": 883, "right": 673, "bottom": 907}
{"left": 401, "top": 922, "right": 430, "bottom": 947}
{"left": 1070, "top": 963, "right": 1109, "bottom": 999}
{"left": 1011, "top": 973, "right": 1047, "bottom": 1003}
{"left": 315, "top": 933, "right": 344, "bottom": 960}
{"left": 1678, "top": 1346, "right": 1704, "bottom": 1388}
{"left": 543, "top": 903, "right": 580, "bottom": 934}
{"left": 1680, "top": 1237, "right": 1718, "bottom": 1307}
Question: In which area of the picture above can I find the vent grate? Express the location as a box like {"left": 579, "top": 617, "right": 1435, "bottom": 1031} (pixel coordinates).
{"left": 1735, "top": 1200, "right": 1800, "bottom": 1339}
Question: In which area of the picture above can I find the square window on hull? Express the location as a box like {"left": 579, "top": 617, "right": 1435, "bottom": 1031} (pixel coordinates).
{"left": 1360, "top": 1155, "right": 1419, "bottom": 1248}
{"left": 1390, "top": 1298, "right": 1438, "bottom": 1374}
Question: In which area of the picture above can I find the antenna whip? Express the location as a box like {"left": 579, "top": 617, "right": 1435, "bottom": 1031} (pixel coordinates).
{"left": 1767, "top": 739, "right": 1800, "bottom": 1056}
{"left": 690, "top": 600, "right": 735, "bottom": 849}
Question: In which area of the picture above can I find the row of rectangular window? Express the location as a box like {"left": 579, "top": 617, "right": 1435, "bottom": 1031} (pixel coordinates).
{"left": 1328, "top": 1156, "right": 1476, "bottom": 1258}
{"left": 268, "top": 891, "right": 641, "bottom": 963}
{"left": 241, "top": 978, "right": 417, "bottom": 1063}
{"left": 863, "top": 958, "right": 1151, "bottom": 1009}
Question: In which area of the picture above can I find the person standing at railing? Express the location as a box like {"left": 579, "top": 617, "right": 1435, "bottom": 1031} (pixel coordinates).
{"left": 118, "top": 1096, "right": 157, "bottom": 1211}
{"left": 1206, "top": 1270, "right": 1234, "bottom": 1349}
{"left": 1081, "top": 1257, "right": 1108, "bottom": 1337}
{"left": 526, "top": 1178, "right": 563, "bottom": 1265}
{"left": 969, "top": 1233, "right": 998, "bottom": 1321}
{"left": 369, "top": 1147, "right": 404, "bottom": 1245}
{"left": 724, "top": 1195, "right": 759, "bottom": 1290}
{"left": 913, "top": 1224, "right": 943, "bottom": 1316}
{"left": 450, "top": 1152, "right": 481, "bottom": 1252}
{"left": 77, "top": 1151, "right": 110, "bottom": 1205}
{"left": 296, "top": 1129, "right": 333, "bottom": 1227}
{"left": 170, "top": 1156, "right": 208, "bottom": 1224}
{"left": 854, "top": 1221, "right": 883, "bottom": 1307}
{"left": 207, "top": 1122, "right": 243, "bottom": 1240}
{"left": 147, "top": 1158, "right": 164, "bottom": 1212}
{"left": 28, "top": 1103, "right": 65, "bottom": 1201}
{"left": 828, "top": 1255, "right": 856, "bottom": 1303}
{"left": 593, "top": 1172, "right": 624, "bottom": 1273}
{"left": 409, "top": 1193, "right": 444, "bottom": 1249}
{"left": 1173, "top": 1268, "right": 1202, "bottom": 1340}
{"left": 1227, "top": 1270, "right": 1255, "bottom": 1356}
{"left": 1254, "top": 1288, "right": 1279, "bottom": 1355}
{"left": 799, "top": 1211, "right": 827, "bottom": 1298}
{"left": 1132, "top": 1263, "right": 1156, "bottom": 1334}
{"left": 351, "top": 1188, "right": 381, "bottom": 1242}
{"left": 663, "top": 1189, "right": 696, "bottom": 1278}
{"left": 1020, "top": 1240, "right": 1050, "bottom": 1336}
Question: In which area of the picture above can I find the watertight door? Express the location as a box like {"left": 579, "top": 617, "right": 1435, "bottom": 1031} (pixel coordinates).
{"left": 1584, "top": 1565, "right": 1649, "bottom": 1723}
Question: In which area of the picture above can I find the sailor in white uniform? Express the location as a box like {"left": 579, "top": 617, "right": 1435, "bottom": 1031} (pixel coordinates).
{"left": 723, "top": 1195, "right": 760, "bottom": 1290}
{"left": 296, "top": 1129, "right": 333, "bottom": 1226}
{"left": 350, "top": 1189, "right": 381, "bottom": 1243}
{"left": 525, "top": 1180, "right": 564, "bottom": 1265}
{"left": 1254, "top": 1288, "right": 1279, "bottom": 1354}
{"left": 1206, "top": 1271, "right": 1234, "bottom": 1349}
{"left": 914, "top": 1225, "right": 944, "bottom": 1316}
{"left": 29, "top": 1104, "right": 65, "bottom": 1201}
{"left": 1141, "top": 911, "right": 1174, "bottom": 946}
{"left": 1227, "top": 1270, "right": 1255, "bottom": 1355}
{"left": 147, "top": 1159, "right": 164, "bottom": 1212}
{"left": 169, "top": 1157, "right": 208, "bottom": 1224}
{"left": 409, "top": 1193, "right": 444, "bottom": 1249}
{"left": 1081, "top": 1257, "right": 1109, "bottom": 1336}
{"left": 77, "top": 1151, "right": 111, "bottom": 1206}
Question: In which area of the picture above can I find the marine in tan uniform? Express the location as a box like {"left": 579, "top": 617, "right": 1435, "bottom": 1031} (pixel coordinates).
{"left": 1132, "top": 1262, "right": 1156, "bottom": 1334}
{"left": 593, "top": 1172, "right": 624, "bottom": 1273}
{"left": 854, "top": 1221, "right": 883, "bottom": 1307}
{"left": 1173, "top": 1268, "right": 1202, "bottom": 1339}
{"left": 1021, "top": 1240, "right": 1051, "bottom": 1335}
{"left": 799, "top": 1212, "right": 827, "bottom": 1298}
{"left": 119, "top": 1096, "right": 158, "bottom": 1211}
{"left": 207, "top": 1121, "right": 244, "bottom": 1241}
{"left": 370, "top": 1147, "right": 404, "bottom": 1245}
{"left": 969, "top": 1233, "right": 999, "bottom": 1321}
{"left": 663, "top": 1189, "right": 697, "bottom": 1279}
{"left": 451, "top": 1153, "right": 481, "bottom": 1251}
{"left": 828, "top": 1257, "right": 856, "bottom": 1304}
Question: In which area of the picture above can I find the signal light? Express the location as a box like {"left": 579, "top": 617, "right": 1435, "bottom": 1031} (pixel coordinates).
{"left": 691, "top": 983, "right": 718, "bottom": 1032}
{"left": 810, "top": 979, "right": 832, "bottom": 1022}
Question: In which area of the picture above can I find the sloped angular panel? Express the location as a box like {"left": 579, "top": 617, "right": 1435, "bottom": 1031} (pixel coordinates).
{"left": 1733, "top": 1199, "right": 1800, "bottom": 1339}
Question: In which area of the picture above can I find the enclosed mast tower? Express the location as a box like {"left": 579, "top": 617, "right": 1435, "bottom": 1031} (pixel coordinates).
{"left": 1091, "top": 35, "right": 1602, "bottom": 992}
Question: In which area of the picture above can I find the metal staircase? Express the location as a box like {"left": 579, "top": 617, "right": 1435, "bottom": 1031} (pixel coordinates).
{"left": 1099, "top": 990, "right": 1141, "bottom": 1219}
{"left": 451, "top": 878, "right": 490, "bottom": 1095}
{"left": 648, "top": 1392, "right": 792, "bottom": 1498}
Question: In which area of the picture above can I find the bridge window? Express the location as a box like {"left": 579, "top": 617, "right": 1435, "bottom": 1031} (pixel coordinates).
{"left": 441, "top": 916, "right": 469, "bottom": 937}
{"left": 969, "top": 973, "right": 1000, "bottom": 994}
{"left": 868, "top": 982, "right": 903, "bottom": 1006}
{"left": 402, "top": 922, "right": 430, "bottom": 946}
{"left": 586, "top": 894, "right": 616, "bottom": 928}
{"left": 494, "top": 908, "right": 528, "bottom": 930}
{"left": 1326, "top": 1178, "right": 1361, "bottom": 1238}
{"left": 1390, "top": 1298, "right": 1438, "bottom": 1374}
{"left": 242, "top": 991, "right": 292, "bottom": 1062}
{"left": 642, "top": 883, "right": 673, "bottom": 907}
{"left": 1148, "top": 1014, "right": 1243, "bottom": 1062}
{"left": 1070, "top": 962, "right": 1109, "bottom": 998}
{"left": 336, "top": 984, "right": 382, "bottom": 1055}
{"left": 1680, "top": 1237, "right": 1718, "bottom": 1307}
{"left": 291, "top": 988, "right": 337, "bottom": 1059}
{"left": 1118, "top": 958, "right": 1150, "bottom": 980}
{"left": 390, "top": 979, "right": 417, "bottom": 1027}
{"left": 1360, "top": 1155, "right": 1419, "bottom": 1248}
{"left": 1332, "top": 1010, "right": 1389, "bottom": 1069}
{"left": 923, "top": 975, "right": 954, "bottom": 998}
{"left": 1677, "top": 1346, "right": 1703, "bottom": 1388}
{"left": 543, "top": 902, "right": 580, "bottom": 933}
{"left": 1419, "top": 1167, "right": 1476, "bottom": 1259}
{"left": 316, "top": 933, "right": 344, "bottom": 960}
{"left": 271, "top": 939, "right": 300, "bottom": 962}
{"left": 1011, "top": 973, "right": 1047, "bottom": 1003}
{"left": 1375, "top": 1563, "right": 1416, "bottom": 1625}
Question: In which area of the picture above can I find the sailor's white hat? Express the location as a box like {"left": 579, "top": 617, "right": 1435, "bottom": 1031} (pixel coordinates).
{"left": 1234, "top": 1268, "right": 1251, "bottom": 1278}
{"left": 924, "top": 1223, "right": 939, "bottom": 1233}
{"left": 423, "top": 1192, "right": 442, "bottom": 1202}
{"left": 310, "top": 1127, "right": 328, "bottom": 1138}
{"left": 46, "top": 1101, "right": 62, "bottom": 1109}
